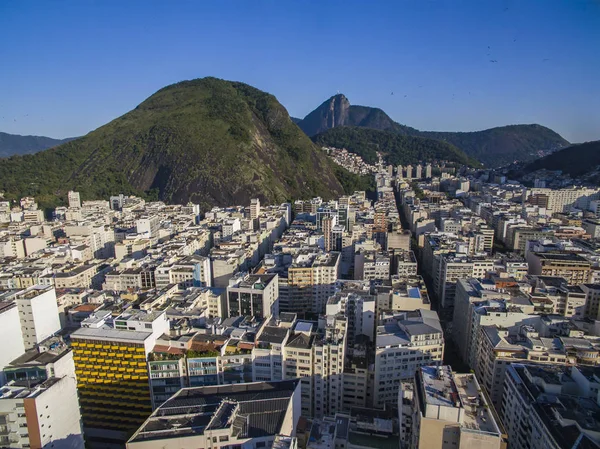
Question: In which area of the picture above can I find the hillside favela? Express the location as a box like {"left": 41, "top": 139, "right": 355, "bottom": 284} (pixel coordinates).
{"left": 1, "top": 2, "right": 599, "bottom": 449}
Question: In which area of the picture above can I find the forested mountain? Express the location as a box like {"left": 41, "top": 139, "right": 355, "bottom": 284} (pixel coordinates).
{"left": 0, "top": 78, "right": 347, "bottom": 210}
{"left": 296, "top": 94, "right": 569, "bottom": 167}
{"left": 313, "top": 127, "right": 479, "bottom": 167}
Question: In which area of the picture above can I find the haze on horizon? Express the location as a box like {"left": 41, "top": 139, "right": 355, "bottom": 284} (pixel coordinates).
{"left": 0, "top": 0, "right": 598, "bottom": 143}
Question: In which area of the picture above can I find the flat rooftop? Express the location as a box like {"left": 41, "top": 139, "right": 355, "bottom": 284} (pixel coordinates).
{"left": 535, "top": 252, "right": 589, "bottom": 263}
{"left": 419, "top": 366, "right": 500, "bottom": 435}
{"left": 71, "top": 326, "right": 152, "bottom": 343}
{"left": 129, "top": 380, "right": 299, "bottom": 443}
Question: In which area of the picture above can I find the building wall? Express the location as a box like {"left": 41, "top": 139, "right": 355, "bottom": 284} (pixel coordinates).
{"left": 0, "top": 305, "right": 25, "bottom": 385}
{"left": 25, "top": 376, "right": 85, "bottom": 449}
{"left": 70, "top": 337, "right": 152, "bottom": 439}
{"left": 16, "top": 287, "right": 61, "bottom": 350}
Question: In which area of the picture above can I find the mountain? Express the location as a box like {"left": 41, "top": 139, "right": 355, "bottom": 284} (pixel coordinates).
{"left": 0, "top": 132, "right": 75, "bottom": 158}
{"left": 522, "top": 140, "right": 600, "bottom": 177}
{"left": 296, "top": 94, "right": 569, "bottom": 167}
{"left": 419, "top": 125, "right": 569, "bottom": 168}
{"left": 0, "top": 78, "right": 346, "bottom": 210}
{"left": 313, "top": 127, "right": 478, "bottom": 167}
{"left": 297, "top": 94, "right": 416, "bottom": 136}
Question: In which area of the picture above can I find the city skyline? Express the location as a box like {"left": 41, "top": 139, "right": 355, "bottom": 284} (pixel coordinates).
{"left": 0, "top": 1, "right": 599, "bottom": 142}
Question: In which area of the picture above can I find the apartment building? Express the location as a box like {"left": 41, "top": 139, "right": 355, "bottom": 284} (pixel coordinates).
{"left": 227, "top": 273, "right": 279, "bottom": 319}
{"left": 527, "top": 252, "right": 591, "bottom": 285}
{"left": 400, "top": 366, "right": 505, "bottom": 449}
{"left": 0, "top": 302, "right": 26, "bottom": 385}
{"left": 525, "top": 186, "right": 600, "bottom": 213}
{"left": 285, "top": 252, "right": 340, "bottom": 316}
{"left": 0, "top": 376, "right": 84, "bottom": 449}
{"left": 252, "top": 314, "right": 296, "bottom": 382}
{"left": 54, "top": 264, "right": 108, "bottom": 289}
{"left": 354, "top": 250, "right": 391, "bottom": 281}
{"left": 283, "top": 317, "right": 347, "bottom": 418}
{"left": 14, "top": 285, "right": 61, "bottom": 350}
{"left": 475, "top": 324, "right": 571, "bottom": 410}
{"left": 395, "top": 250, "right": 418, "bottom": 279}
{"left": 583, "top": 284, "right": 600, "bottom": 320}
{"left": 453, "top": 279, "right": 542, "bottom": 370}
{"left": 503, "top": 364, "right": 600, "bottom": 449}
{"left": 373, "top": 309, "right": 444, "bottom": 408}
{"left": 70, "top": 310, "right": 169, "bottom": 447}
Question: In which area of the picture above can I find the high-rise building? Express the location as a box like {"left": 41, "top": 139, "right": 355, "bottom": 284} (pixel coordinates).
{"left": 68, "top": 190, "right": 81, "bottom": 209}
{"left": 136, "top": 216, "right": 161, "bottom": 239}
{"left": 284, "top": 252, "right": 340, "bottom": 316}
{"left": 425, "top": 163, "right": 432, "bottom": 178}
{"left": 0, "top": 302, "right": 25, "bottom": 385}
{"left": 526, "top": 252, "right": 591, "bottom": 285}
{"left": 405, "top": 164, "right": 413, "bottom": 180}
{"left": 250, "top": 198, "right": 261, "bottom": 230}
{"left": 322, "top": 215, "right": 334, "bottom": 252}
{"left": 250, "top": 198, "right": 260, "bottom": 221}
{"left": 70, "top": 310, "right": 169, "bottom": 447}
{"left": 415, "top": 164, "right": 422, "bottom": 179}
{"left": 0, "top": 376, "right": 85, "bottom": 449}
{"left": 14, "top": 285, "right": 61, "bottom": 350}
{"left": 283, "top": 317, "right": 347, "bottom": 418}
{"left": 227, "top": 273, "right": 279, "bottom": 318}
{"left": 400, "top": 366, "right": 506, "bottom": 449}
{"left": 397, "top": 165, "right": 404, "bottom": 178}
{"left": 503, "top": 364, "right": 600, "bottom": 449}
{"left": 0, "top": 336, "right": 84, "bottom": 449}
{"left": 373, "top": 309, "right": 444, "bottom": 408}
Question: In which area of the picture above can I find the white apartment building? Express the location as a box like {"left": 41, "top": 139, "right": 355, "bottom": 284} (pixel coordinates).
{"left": 136, "top": 216, "right": 161, "bottom": 238}
{"left": 0, "top": 302, "right": 25, "bottom": 385}
{"left": 526, "top": 186, "right": 600, "bottom": 213}
{"left": 0, "top": 376, "right": 84, "bottom": 449}
{"left": 68, "top": 190, "right": 81, "bottom": 209}
{"left": 373, "top": 309, "right": 444, "bottom": 408}
{"left": 14, "top": 285, "right": 61, "bottom": 350}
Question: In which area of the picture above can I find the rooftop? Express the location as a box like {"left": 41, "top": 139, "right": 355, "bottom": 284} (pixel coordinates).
{"left": 71, "top": 326, "right": 152, "bottom": 343}
{"left": 129, "top": 380, "right": 299, "bottom": 443}
{"left": 419, "top": 366, "right": 500, "bottom": 435}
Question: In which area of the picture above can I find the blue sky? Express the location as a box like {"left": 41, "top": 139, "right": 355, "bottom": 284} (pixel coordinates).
{"left": 0, "top": 0, "right": 599, "bottom": 142}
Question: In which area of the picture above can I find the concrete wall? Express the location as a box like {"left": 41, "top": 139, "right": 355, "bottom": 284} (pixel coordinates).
{"left": 0, "top": 305, "right": 25, "bottom": 385}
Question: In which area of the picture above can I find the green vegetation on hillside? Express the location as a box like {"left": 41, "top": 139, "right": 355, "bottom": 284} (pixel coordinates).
{"left": 419, "top": 125, "right": 569, "bottom": 167}
{"left": 296, "top": 94, "right": 569, "bottom": 167}
{"left": 523, "top": 140, "right": 600, "bottom": 177}
{"left": 0, "top": 77, "right": 344, "bottom": 211}
{"left": 313, "top": 127, "right": 479, "bottom": 167}
{"left": 330, "top": 163, "right": 376, "bottom": 195}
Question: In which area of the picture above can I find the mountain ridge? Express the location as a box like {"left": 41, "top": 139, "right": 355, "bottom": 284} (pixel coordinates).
{"left": 0, "top": 132, "right": 76, "bottom": 158}
{"left": 522, "top": 140, "right": 600, "bottom": 178}
{"left": 0, "top": 77, "right": 346, "bottom": 210}
{"left": 296, "top": 94, "right": 570, "bottom": 167}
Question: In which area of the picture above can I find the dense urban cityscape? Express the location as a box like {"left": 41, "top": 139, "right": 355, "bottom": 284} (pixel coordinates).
{"left": 2, "top": 2, "right": 599, "bottom": 449}
{"left": 2, "top": 147, "right": 600, "bottom": 449}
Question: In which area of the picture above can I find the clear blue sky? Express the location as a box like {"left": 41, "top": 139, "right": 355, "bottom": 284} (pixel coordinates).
{"left": 1, "top": 0, "right": 599, "bottom": 143}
